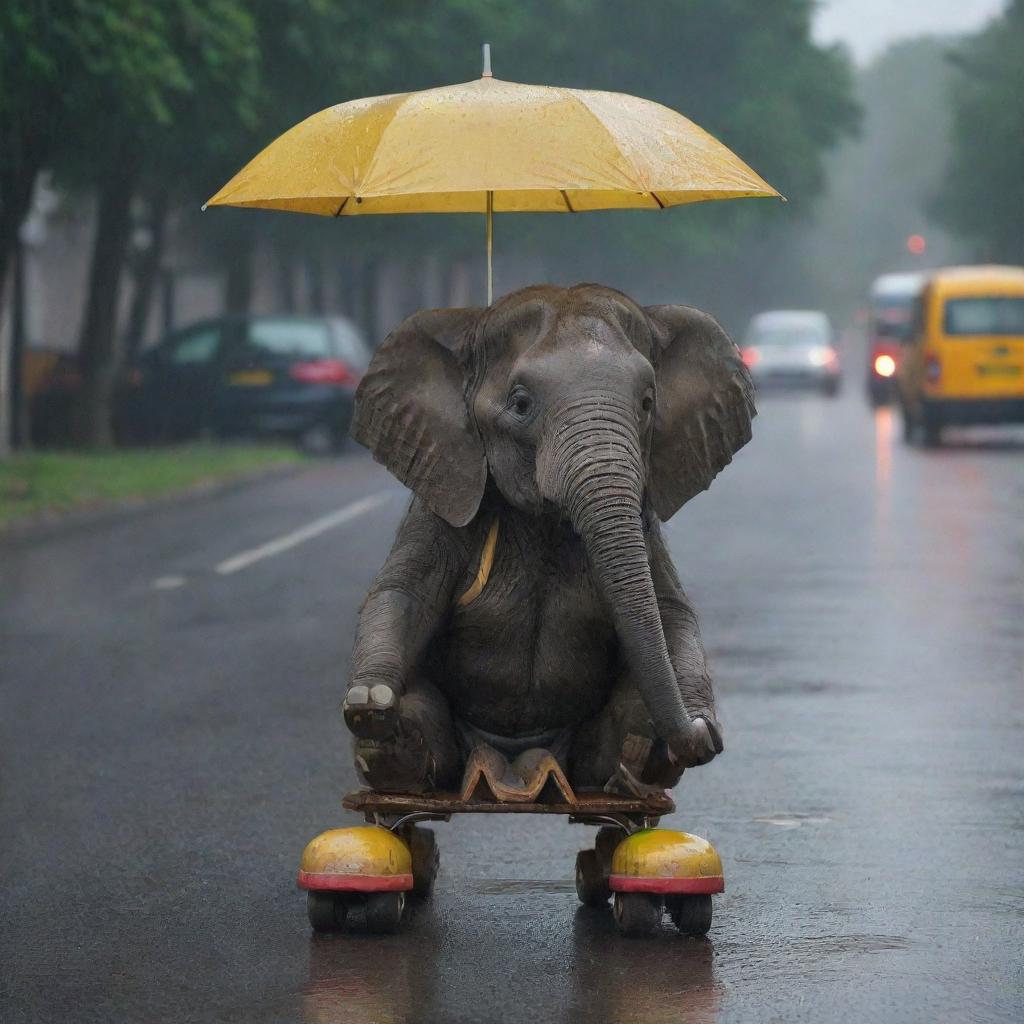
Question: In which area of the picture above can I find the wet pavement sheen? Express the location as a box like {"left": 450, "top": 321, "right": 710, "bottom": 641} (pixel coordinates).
{"left": 2, "top": 394, "right": 1022, "bottom": 1022}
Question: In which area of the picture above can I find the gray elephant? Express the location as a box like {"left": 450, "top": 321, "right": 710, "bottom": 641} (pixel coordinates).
{"left": 342, "top": 283, "right": 754, "bottom": 796}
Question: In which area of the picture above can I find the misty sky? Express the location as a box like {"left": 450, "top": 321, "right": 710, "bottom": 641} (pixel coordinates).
{"left": 813, "top": 0, "right": 1006, "bottom": 63}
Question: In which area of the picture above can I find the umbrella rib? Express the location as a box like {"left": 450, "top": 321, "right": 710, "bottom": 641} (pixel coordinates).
{"left": 568, "top": 90, "right": 650, "bottom": 193}
{"left": 560, "top": 189, "right": 575, "bottom": 213}
{"left": 651, "top": 192, "right": 666, "bottom": 209}
{"left": 333, "top": 197, "right": 350, "bottom": 217}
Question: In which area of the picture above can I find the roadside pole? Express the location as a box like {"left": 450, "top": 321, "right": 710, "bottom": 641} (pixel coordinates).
{"left": 0, "top": 265, "right": 10, "bottom": 457}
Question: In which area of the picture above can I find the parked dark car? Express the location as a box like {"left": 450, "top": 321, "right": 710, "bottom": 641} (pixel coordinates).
{"left": 117, "top": 315, "right": 372, "bottom": 451}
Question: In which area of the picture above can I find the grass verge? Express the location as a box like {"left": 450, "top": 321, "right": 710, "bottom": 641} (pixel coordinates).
{"left": 0, "top": 444, "right": 308, "bottom": 529}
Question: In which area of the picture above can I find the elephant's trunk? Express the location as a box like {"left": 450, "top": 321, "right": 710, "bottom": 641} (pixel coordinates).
{"left": 537, "top": 394, "right": 697, "bottom": 758}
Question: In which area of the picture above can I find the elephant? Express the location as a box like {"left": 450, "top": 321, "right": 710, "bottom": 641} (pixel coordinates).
{"left": 342, "top": 283, "right": 755, "bottom": 796}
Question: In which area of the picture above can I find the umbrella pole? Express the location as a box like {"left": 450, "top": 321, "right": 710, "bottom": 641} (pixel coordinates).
{"left": 486, "top": 190, "right": 493, "bottom": 306}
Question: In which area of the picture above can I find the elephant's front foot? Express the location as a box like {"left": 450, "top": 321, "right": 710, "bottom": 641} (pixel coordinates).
{"left": 344, "top": 683, "right": 401, "bottom": 740}
{"left": 344, "top": 678, "right": 462, "bottom": 794}
{"left": 345, "top": 684, "right": 430, "bottom": 791}
{"left": 353, "top": 735, "right": 436, "bottom": 793}
{"left": 670, "top": 714, "right": 724, "bottom": 769}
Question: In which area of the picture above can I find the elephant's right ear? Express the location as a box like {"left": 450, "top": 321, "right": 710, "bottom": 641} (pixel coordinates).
{"left": 352, "top": 308, "right": 486, "bottom": 527}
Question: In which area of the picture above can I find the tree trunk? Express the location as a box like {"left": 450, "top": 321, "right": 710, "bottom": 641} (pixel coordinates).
{"left": 9, "top": 240, "right": 30, "bottom": 449}
{"left": 352, "top": 258, "right": 370, "bottom": 334}
{"left": 362, "top": 257, "right": 381, "bottom": 342}
{"left": 421, "top": 251, "right": 444, "bottom": 308}
{"left": 122, "top": 190, "right": 169, "bottom": 362}
{"left": 0, "top": 165, "right": 40, "bottom": 329}
{"left": 160, "top": 267, "right": 176, "bottom": 334}
{"left": 74, "top": 164, "right": 139, "bottom": 448}
{"left": 0, "top": 164, "right": 41, "bottom": 457}
{"left": 306, "top": 253, "right": 325, "bottom": 314}
{"left": 276, "top": 247, "right": 296, "bottom": 313}
{"left": 336, "top": 257, "right": 355, "bottom": 319}
{"left": 224, "top": 242, "right": 253, "bottom": 316}
{"left": 0, "top": 270, "right": 9, "bottom": 458}
{"left": 445, "top": 259, "right": 472, "bottom": 308}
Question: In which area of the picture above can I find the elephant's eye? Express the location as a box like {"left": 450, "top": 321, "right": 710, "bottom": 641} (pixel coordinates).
{"left": 509, "top": 386, "right": 534, "bottom": 419}
{"left": 641, "top": 392, "right": 654, "bottom": 414}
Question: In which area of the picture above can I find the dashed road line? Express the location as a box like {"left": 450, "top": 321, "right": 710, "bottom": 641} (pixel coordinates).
{"left": 214, "top": 491, "right": 394, "bottom": 576}
{"left": 152, "top": 575, "right": 187, "bottom": 591}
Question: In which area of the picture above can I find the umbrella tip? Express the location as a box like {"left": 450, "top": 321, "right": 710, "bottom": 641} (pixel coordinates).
{"left": 482, "top": 42, "right": 492, "bottom": 78}
{"left": 201, "top": 202, "right": 208, "bottom": 212}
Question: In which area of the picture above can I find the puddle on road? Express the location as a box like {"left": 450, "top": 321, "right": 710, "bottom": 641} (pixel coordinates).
{"left": 723, "top": 676, "right": 865, "bottom": 698}
{"left": 784, "top": 933, "right": 912, "bottom": 955}
{"left": 718, "top": 933, "right": 913, "bottom": 960}
{"left": 469, "top": 878, "right": 576, "bottom": 895}
{"left": 754, "top": 812, "right": 834, "bottom": 828}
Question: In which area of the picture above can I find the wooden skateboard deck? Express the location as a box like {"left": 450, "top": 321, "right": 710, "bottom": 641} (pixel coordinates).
{"left": 342, "top": 788, "right": 675, "bottom": 818}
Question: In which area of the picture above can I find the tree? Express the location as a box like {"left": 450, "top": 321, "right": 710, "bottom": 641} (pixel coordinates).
{"left": 757, "top": 37, "right": 964, "bottom": 327}
{"left": 0, "top": 1, "right": 81, "bottom": 453}
{"left": 54, "top": 0, "right": 259, "bottom": 446}
{"left": 489, "top": 0, "right": 859, "bottom": 285}
{"left": 934, "top": 0, "right": 1024, "bottom": 263}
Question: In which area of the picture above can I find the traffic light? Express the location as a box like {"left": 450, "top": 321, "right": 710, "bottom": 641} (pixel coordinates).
{"left": 907, "top": 234, "right": 926, "bottom": 255}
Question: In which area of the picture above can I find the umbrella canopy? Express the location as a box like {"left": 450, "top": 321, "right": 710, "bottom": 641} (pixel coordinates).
{"left": 206, "top": 76, "right": 780, "bottom": 216}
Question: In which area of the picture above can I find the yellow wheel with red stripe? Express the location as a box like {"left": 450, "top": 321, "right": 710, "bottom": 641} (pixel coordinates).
{"left": 609, "top": 829, "right": 724, "bottom": 936}
{"left": 298, "top": 826, "right": 413, "bottom": 933}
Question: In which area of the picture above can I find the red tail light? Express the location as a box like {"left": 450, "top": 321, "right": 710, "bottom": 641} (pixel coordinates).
{"left": 289, "top": 359, "right": 358, "bottom": 385}
{"left": 925, "top": 354, "right": 941, "bottom": 383}
{"left": 741, "top": 347, "right": 761, "bottom": 368}
{"left": 873, "top": 354, "right": 896, "bottom": 378}
{"left": 809, "top": 345, "right": 839, "bottom": 368}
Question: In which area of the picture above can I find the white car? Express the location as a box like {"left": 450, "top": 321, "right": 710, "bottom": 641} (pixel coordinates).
{"left": 741, "top": 310, "right": 841, "bottom": 396}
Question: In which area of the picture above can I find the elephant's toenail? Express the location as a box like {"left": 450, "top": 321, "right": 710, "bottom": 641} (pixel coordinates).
{"left": 370, "top": 684, "right": 395, "bottom": 707}
{"left": 347, "top": 685, "right": 369, "bottom": 707}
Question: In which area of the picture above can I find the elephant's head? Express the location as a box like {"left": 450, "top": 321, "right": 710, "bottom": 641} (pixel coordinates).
{"left": 352, "top": 284, "right": 755, "bottom": 764}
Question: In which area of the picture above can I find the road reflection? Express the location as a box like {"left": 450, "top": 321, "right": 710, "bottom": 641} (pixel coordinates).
{"left": 873, "top": 406, "right": 894, "bottom": 541}
{"left": 873, "top": 406, "right": 894, "bottom": 494}
{"left": 301, "top": 898, "right": 719, "bottom": 1024}
{"left": 303, "top": 925, "right": 438, "bottom": 1024}
{"left": 566, "top": 908, "right": 720, "bottom": 1024}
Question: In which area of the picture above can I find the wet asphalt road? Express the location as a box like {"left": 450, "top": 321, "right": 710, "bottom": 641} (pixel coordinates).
{"left": 2, "top": 393, "right": 1023, "bottom": 1023}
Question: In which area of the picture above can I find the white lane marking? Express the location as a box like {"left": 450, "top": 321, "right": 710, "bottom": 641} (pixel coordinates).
{"left": 214, "top": 491, "right": 394, "bottom": 576}
{"left": 153, "top": 575, "right": 187, "bottom": 590}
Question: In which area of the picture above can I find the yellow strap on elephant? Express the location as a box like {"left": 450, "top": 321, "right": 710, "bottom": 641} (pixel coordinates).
{"left": 457, "top": 517, "right": 500, "bottom": 608}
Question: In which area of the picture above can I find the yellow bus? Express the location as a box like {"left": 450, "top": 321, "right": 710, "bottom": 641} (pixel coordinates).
{"left": 899, "top": 265, "right": 1024, "bottom": 445}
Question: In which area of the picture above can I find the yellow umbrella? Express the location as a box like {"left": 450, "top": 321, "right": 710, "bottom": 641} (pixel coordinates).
{"left": 206, "top": 46, "right": 781, "bottom": 303}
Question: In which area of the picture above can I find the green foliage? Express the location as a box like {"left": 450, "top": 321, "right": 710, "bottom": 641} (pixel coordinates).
{"left": 0, "top": 0, "right": 261, "bottom": 196}
{"left": 0, "top": 2, "right": 71, "bottom": 210}
{"left": 934, "top": 0, "right": 1024, "bottom": 263}
{"left": 49, "top": 0, "right": 261, "bottom": 188}
{"left": 780, "top": 37, "right": 963, "bottom": 321}
{"left": 0, "top": 443, "right": 305, "bottom": 526}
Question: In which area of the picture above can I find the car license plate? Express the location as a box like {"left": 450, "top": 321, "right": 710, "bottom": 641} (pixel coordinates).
{"left": 976, "top": 364, "right": 1021, "bottom": 377}
{"left": 228, "top": 369, "right": 273, "bottom": 387}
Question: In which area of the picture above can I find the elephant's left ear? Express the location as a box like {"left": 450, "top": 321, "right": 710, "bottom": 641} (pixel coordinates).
{"left": 644, "top": 304, "right": 756, "bottom": 521}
